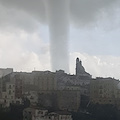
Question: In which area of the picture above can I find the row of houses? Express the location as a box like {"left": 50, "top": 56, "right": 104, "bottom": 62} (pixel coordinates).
{"left": 0, "top": 69, "right": 81, "bottom": 111}
{"left": 0, "top": 58, "right": 120, "bottom": 111}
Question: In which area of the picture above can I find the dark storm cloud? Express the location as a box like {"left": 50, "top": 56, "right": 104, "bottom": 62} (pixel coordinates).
{"left": 0, "top": 0, "right": 46, "bottom": 23}
{"left": 0, "top": 4, "right": 40, "bottom": 32}
{"left": 70, "top": 0, "right": 118, "bottom": 26}
{"left": 0, "top": 0, "right": 118, "bottom": 28}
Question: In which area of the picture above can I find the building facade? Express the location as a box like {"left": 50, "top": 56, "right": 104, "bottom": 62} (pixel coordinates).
{"left": 57, "top": 90, "right": 80, "bottom": 112}
{"left": 90, "top": 77, "right": 119, "bottom": 104}
{"left": 0, "top": 68, "right": 13, "bottom": 78}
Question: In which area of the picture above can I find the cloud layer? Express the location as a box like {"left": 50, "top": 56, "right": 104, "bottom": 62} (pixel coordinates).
{"left": 0, "top": 29, "right": 50, "bottom": 72}
{"left": 0, "top": 29, "right": 120, "bottom": 79}
{"left": 0, "top": 0, "right": 119, "bottom": 27}
{"left": 0, "top": 0, "right": 120, "bottom": 79}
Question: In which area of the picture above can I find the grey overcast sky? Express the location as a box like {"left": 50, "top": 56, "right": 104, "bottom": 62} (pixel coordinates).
{"left": 0, "top": 0, "right": 120, "bottom": 79}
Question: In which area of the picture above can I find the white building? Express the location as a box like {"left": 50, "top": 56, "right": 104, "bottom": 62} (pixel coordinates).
{"left": 47, "top": 112, "right": 72, "bottom": 120}
{"left": 23, "top": 107, "right": 73, "bottom": 120}
{"left": 23, "top": 107, "right": 48, "bottom": 120}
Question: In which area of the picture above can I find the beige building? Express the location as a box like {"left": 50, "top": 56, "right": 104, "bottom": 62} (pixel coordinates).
{"left": 0, "top": 82, "right": 22, "bottom": 107}
{"left": 0, "top": 72, "right": 24, "bottom": 107}
{"left": 4, "top": 83, "right": 15, "bottom": 100}
{"left": 90, "top": 77, "right": 119, "bottom": 104}
{"left": 22, "top": 71, "right": 57, "bottom": 92}
{"left": 0, "top": 70, "right": 57, "bottom": 94}
{"left": 33, "top": 71, "right": 56, "bottom": 91}
{"left": 0, "top": 82, "right": 15, "bottom": 107}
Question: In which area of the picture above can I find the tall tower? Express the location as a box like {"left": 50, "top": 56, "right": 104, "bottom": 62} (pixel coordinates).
{"left": 76, "top": 57, "right": 85, "bottom": 76}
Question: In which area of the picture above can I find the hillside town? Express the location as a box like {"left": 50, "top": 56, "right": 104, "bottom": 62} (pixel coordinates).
{"left": 0, "top": 58, "right": 120, "bottom": 120}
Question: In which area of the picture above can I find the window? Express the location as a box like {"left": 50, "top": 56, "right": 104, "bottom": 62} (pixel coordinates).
{"left": 9, "top": 85, "right": 11, "bottom": 89}
{"left": 29, "top": 112, "right": 31, "bottom": 114}
{"left": 4, "top": 100, "right": 6, "bottom": 103}
{"left": 99, "top": 86, "right": 103, "bottom": 89}
{"left": 9, "top": 90, "right": 11, "bottom": 95}
{"left": 99, "top": 90, "right": 102, "bottom": 94}
{"left": 84, "top": 90, "right": 87, "bottom": 94}
{"left": 16, "top": 101, "right": 20, "bottom": 104}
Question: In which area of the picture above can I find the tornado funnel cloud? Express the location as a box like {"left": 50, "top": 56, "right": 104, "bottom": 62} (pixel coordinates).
{"left": 46, "top": 0, "right": 70, "bottom": 73}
